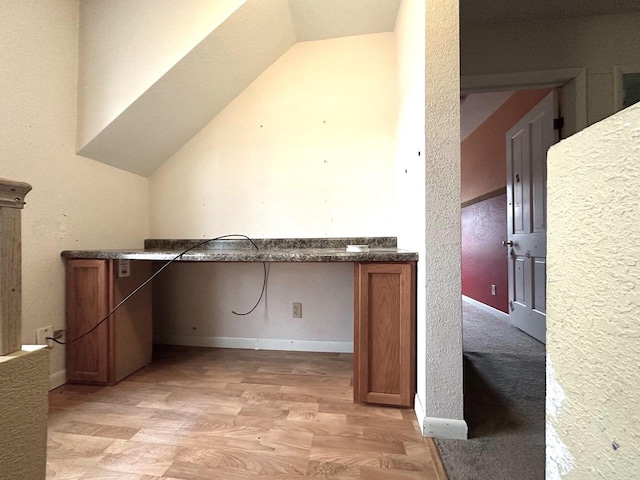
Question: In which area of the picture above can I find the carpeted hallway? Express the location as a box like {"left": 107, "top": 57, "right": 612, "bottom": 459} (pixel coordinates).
{"left": 436, "top": 301, "right": 545, "bottom": 480}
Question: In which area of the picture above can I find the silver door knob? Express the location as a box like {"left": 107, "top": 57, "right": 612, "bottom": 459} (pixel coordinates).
{"left": 502, "top": 240, "right": 514, "bottom": 247}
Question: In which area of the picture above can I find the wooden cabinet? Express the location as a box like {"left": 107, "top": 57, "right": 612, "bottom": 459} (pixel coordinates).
{"left": 354, "top": 262, "right": 415, "bottom": 407}
{"left": 66, "top": 259, "right": 152, "bottom": 385}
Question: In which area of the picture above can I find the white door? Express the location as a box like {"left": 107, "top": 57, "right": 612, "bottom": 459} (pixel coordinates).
{"left": 505, "top": 91, "right": 556, "bottom": 343}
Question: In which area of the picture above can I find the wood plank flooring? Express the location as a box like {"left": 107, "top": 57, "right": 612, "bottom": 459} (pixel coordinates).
{"left": 47, "top": 346, "right": 447, "bottom": 479}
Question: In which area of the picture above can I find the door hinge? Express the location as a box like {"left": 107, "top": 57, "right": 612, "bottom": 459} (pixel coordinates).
{"left": 554, "top": 117, "right": 564, "bottom": 130}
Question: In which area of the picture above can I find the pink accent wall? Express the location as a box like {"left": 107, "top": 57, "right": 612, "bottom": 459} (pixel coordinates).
{"left": 462, "top": 194, "right": 508, "bottom": 312}
{"left": 461, "top": 89, "right": 551, "bottom": 203}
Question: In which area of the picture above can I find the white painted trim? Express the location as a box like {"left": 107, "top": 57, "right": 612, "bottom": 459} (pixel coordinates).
{"left": 462, "top": 295, "right": 509, "bottom": 321}
{"left": 461, "top": 68, "right": 588, "bottom": 132}
{"left": 414, "top": 394, "right": 468, "bottom": 439}
{"left": 613, "top": 63, "right": 640, "bottom": 112}
{"left": 423, "top": 416, "right": 468, "bottom": 439}
{"left": 414, "top": 393, "right": 427, "bottom": 435}
{"left": 154, "top": 335, "right": 353, "bottom": 353}
{"left": 49, "top": 369, "right": 66, "bottom": 391}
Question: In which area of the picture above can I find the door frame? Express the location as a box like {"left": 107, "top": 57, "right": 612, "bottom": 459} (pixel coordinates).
{"left": 461, "top": 68, "right": 587, "bottom": 135}
{"left": 460, "top": 69, "right": 585, "bottom": 340}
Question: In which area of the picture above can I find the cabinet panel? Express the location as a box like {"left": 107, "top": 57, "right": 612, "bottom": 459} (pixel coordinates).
{"left": 354, "top": 262, "right": 415, "bottom": 407}
{"left": 112, "top": 261, "right": 152, "bottom": 383}
{"left": 66, "top": 259, "right": 112, "bottom": 384}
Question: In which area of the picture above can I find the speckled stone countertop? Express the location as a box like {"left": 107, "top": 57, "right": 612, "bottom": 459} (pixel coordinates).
{"left": 61, "top": 237, "right": 418, "bottom": 262}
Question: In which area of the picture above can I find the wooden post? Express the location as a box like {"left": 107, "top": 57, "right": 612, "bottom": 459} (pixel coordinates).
{"left": 0, "top": 178, "right": 32, "bottom": 356}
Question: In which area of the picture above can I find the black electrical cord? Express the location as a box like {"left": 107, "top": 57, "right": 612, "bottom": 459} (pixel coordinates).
{"left": 232, "top": 261, "right": 268, "bottom": 316}
{"left": 47, "top": 234, "right": 266, "bottom": 346}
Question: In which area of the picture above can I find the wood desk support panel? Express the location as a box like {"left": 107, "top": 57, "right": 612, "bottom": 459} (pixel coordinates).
{"left": 354, "top": 262, "right": 416, "bottom": 407}
{"left": 66, "top": 259, "right": 151, "bottom": 385}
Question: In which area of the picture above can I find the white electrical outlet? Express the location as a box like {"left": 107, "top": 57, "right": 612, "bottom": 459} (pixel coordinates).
{"left": 36, "top": 325, "right": 53, "bottom": 347}
{"left": 118, "top": 259, "right": 131, "bottom": 278}
{"left": 292, "top": 302, "right": 302, "bottom": 318}
{"left": 491, "top": 284, "right": 497, "bottom": 296}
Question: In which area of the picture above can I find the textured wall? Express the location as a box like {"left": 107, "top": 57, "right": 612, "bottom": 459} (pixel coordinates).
{"left": 0, "top": 0, "right": 149, "bottom": 385}
{"left": 149, "top": 33, "right": 396, "bottom": 345}
{"left": 0, "top": 347, "right": 48, "bottom": 480}
{"left": 461, "top": 194, "right": 508, "bottom": 312}
{"left": 423, "top": 0, "right": 464, "bottom": 424}
{"left": 546, "top": 104, "right": 640, "bottom": 478}
{"left": 462, "top": 13, "right": 640, "bottom": 126}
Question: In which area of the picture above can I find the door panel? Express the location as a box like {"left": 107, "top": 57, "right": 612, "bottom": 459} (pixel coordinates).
{"left": 514, "top": 257, "right": 526, "bottom": 304}
{"left": 534, "top": 259, "right": 546, "bottom": 313}
{"left": 511, "top": 130, "right": 526, "bottom": 233}
{"left": 506, "top": 91, "right": 555, "bottom": 343}
{"left": 531, "top": 113, "right": 547, "bottom": 233}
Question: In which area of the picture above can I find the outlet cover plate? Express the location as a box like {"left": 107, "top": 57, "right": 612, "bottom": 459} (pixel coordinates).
{"left": 36, "top": 325, "right": 53, "bottom": 346}
{"left": 118, "top": 259, "right": 131, "bottom": 278}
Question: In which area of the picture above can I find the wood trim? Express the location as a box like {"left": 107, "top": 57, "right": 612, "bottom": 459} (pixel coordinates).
{"left": 461, "top": 187, "right": 506, "bottom": 208}
{"left": 353, "top": 263, "right": 367, "bottom": 403}
{"left": 107, "top": 260, "right": 116, "bottom": 385}
{"left": 426, "top": 437, "right": 450, "bottom": 480}
{"left": 0, "top": 178, "right": 32, "bottom": 209}
{"left": 408, "top": 262, "right": 416, "bottom": 408}
{"left": 0, "top": 208, "right": 22, "bottom": 355}
{"left": 0, "top": 178, "right": 30, "bottom": 356}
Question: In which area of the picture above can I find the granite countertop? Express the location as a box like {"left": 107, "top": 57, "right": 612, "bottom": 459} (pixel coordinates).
{"left": 61, "top": 237, "right": 418, "bottom": 263}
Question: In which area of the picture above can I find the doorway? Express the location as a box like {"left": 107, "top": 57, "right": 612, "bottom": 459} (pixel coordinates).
{"left": 435, "top": 84, "right": 566, "bottom": 479}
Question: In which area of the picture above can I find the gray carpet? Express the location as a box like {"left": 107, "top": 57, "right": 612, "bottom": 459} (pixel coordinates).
{"left": 435, "top": 302, "right": 545, "bottom": 480}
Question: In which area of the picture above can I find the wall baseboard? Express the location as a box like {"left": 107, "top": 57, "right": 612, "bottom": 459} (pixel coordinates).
{"left": 462, "top": 295, "right": 509, "bottom": 320}
{"left": 415, "top": 393, "right": 468, "bottom": 439}
{"left": 49, "top": 369, "right": 66, "bottom": 391}
{"left": 423, "top": 416, "right": 468, "bottom": 440}
{"left": 154, "top": 335, "right": 353, "bottom": 353}
{"left": 414, "top": 394, "right": 427, "bottom": 433}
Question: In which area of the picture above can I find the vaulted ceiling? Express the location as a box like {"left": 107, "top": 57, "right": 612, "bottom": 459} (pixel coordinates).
{"left": 77, "top": 0, "right": 400, "bottom": 176}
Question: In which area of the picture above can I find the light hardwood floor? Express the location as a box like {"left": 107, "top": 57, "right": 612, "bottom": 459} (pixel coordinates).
{"left": 47, "top": 346, "right": 447, "bottom": 479}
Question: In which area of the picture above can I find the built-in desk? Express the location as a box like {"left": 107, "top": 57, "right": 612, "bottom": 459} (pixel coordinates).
{"left": 62, "top": 238, "right": 418, "bottom": 407}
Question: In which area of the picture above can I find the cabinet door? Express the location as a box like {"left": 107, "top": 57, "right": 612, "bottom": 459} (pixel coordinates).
{"left": 66, "top": 259, "right": 113, "bottom": 384}
{"left": 354, "top": 262, "right": 415, "bottom": 407}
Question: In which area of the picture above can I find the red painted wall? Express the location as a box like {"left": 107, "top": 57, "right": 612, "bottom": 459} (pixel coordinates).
{"left": 461, "top": 194, "right": 508, "bottom": 313}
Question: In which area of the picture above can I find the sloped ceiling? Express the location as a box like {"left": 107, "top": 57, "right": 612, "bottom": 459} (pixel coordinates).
{"left": 78, "top": 0, "right": 401, "bottom": 177}
{"left": 460, "top": 91, "right": 514, "bottom": 141}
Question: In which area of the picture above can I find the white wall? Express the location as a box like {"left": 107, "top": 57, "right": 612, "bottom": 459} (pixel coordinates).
{"left": 77, "top": 0, "right": 245, "bottom": 149}
{"left": 393, "top": 0, "right": 429, "bottom": 426}
{"left": 153, "top": 263, "right": 354, "bottom": 350}
{"left": 0, "top": 0, "right": 149, "bottom": 386}
{"left": 149, "top": 33, "right": 397, "bottom": 347}
{"left": 546, "top": 104, "right": 640, "bottom": 478}
{"left": 461, "top": 13, "right": 640, "bottom": 126}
